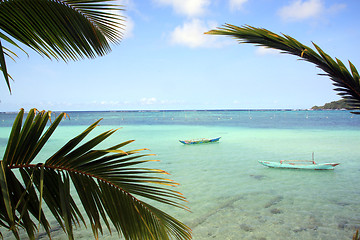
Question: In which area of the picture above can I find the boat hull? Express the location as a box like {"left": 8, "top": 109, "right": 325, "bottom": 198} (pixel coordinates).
{"left": 179, "top": 137, "right": 221, "bottom": 145}
{"left": 258, "top": 161, "right": 340, "bottom": 170}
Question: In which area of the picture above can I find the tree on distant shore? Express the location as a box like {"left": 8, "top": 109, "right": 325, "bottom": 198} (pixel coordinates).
{"left": 0, "top": 1, "right": 191, "bottom": 239}
{"left": 312, "top": 99, "right": 351, "bottom": 110}
{"left": 206, "top": 24, "right": 360, "bottom": 114}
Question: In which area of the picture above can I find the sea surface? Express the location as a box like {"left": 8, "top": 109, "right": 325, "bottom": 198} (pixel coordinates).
{"left": 0, "top": 110, "right": 360, "bottom": 239}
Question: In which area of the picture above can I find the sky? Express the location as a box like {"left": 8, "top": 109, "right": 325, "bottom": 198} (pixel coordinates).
{"left": 1, "top": 0, "right": 360, "bottom": 112}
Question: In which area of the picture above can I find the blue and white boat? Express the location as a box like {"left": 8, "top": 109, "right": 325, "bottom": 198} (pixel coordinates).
{"left": 179, "top": 137, "right": 221, "bottom": 145}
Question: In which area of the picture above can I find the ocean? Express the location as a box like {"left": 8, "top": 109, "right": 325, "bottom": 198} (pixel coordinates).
{"left": 0, "top": 110, "right": 359, "bottom": 239}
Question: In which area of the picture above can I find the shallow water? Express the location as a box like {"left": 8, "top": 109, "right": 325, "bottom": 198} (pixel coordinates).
{"left": 0, "top": 110, "right": 359, "bottom": 239}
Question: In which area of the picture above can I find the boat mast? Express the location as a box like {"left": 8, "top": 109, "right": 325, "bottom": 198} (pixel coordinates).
{"left": 312, "top": 152, "right": 315, "bottom": 164}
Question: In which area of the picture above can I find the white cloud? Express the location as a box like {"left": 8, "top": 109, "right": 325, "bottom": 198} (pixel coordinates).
{"left": 100, "top": 100, "right": 120, "bottom": 105}
{"left": 278, "top": 0, "right": 323, "bottom": 22}
{"left": 255, "top": 46, "right": 280, "bottom": 56}
{"left": 140, "top": 97, "right": 157, "bottom": 105}
{"left": 123, "top": 16, "right": 134, "bottom": 39}
{"left": 118, "top": 0, "right": 135, "bottom": 9}
{"left": 153, "top": 0, "right": 210, "bottom": 17}
{"left": 170, "top": 19, "right": 228, "bottom": 48}
{"left": 229, "top": 0, "right": 248, "bottom": 11}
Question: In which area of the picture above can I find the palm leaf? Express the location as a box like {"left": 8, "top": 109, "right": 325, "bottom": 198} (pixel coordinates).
{"left": 1, "top": 109, "right": 191, "bottom": 239}
{"left": 0, "top": 40, "right": 11, "bottom": 93}
{"left": 0, "top": 31, "right": 25, "bottom": 93}
{"left": 0, "top": 0, "right": 125, "bottom": 92}
{"left": 206, "top": 24, "right": 360, "bottom": 114}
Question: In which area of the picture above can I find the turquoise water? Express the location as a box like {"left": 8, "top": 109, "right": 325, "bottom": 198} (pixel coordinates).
{"left": 0, "top": 110, "right": 360, "bottom": 239}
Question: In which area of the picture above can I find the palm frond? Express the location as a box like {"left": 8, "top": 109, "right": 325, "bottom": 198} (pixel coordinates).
{"left": 1, "top": 109, "right": 191, "bottom": 239}
{"left": 0, "top": 32, "right": 26, "bottom": 93}
{"left": 0, "top": 39, "right": 11, "bottom": 93}
{"left": 0, "top": 0, "right": 126, "bottom": 92}
{"left": 354, "top": 229, "right": 360, "bottom": 240}
{"left": 0, "top": 0, "right": 125, "bottom": 61}
{"left": 206, "top": 24, "right": 360, "bottom": 114}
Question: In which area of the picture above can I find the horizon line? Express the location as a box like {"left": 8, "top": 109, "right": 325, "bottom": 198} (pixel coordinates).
{"left": 0, "top": 108, "right": 347, "bottom": 114}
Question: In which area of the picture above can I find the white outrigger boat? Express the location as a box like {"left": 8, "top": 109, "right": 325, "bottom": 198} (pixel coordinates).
{"left": 258, "top": 153, "right": 340, "bottom": 170}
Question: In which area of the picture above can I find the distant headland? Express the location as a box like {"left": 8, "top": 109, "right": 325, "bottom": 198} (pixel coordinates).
{"left": 311, "top": 99, "right": 350, "bottom": 110}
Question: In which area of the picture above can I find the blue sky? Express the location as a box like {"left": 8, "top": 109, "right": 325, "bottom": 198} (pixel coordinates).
{"left": 1, "top": 0, "right": 360, "bottom": 111}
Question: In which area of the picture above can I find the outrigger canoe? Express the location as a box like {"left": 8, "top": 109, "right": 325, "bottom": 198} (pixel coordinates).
{"left": 258, "top": 153, "right": 340, "bottom": 170}
{"left": 179, "top": 137, "right": 221, "bottom": 145}
{"left": 258, "top": 160, "right": 340, "bottom": 170}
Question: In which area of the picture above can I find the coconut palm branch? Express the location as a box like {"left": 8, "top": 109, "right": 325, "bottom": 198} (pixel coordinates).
{"left": 0, "top": 0, "right": 125, "bottom": 93}
{"left": 206, "top": 24, "right": 360, "bottom": 114}
{"left": 0, "top": 108, "right": 191, "bottom": 240}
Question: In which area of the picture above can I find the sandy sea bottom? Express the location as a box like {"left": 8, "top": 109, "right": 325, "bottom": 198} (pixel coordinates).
{"left": 0, "top": 111, "right": 359, "bottom": 239}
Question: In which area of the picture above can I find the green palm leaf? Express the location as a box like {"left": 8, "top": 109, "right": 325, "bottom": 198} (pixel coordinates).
{"left": 206, "top": 24, "right": 360, "bottom": 114}
{"left": 0, "top": 0, "right": 125, "bottom": 92}
{"left": 0, "top": 39, "right": 11, "bottom": 93}
{"left": 0, "top": 109, "right": 191, "bottom": 240}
